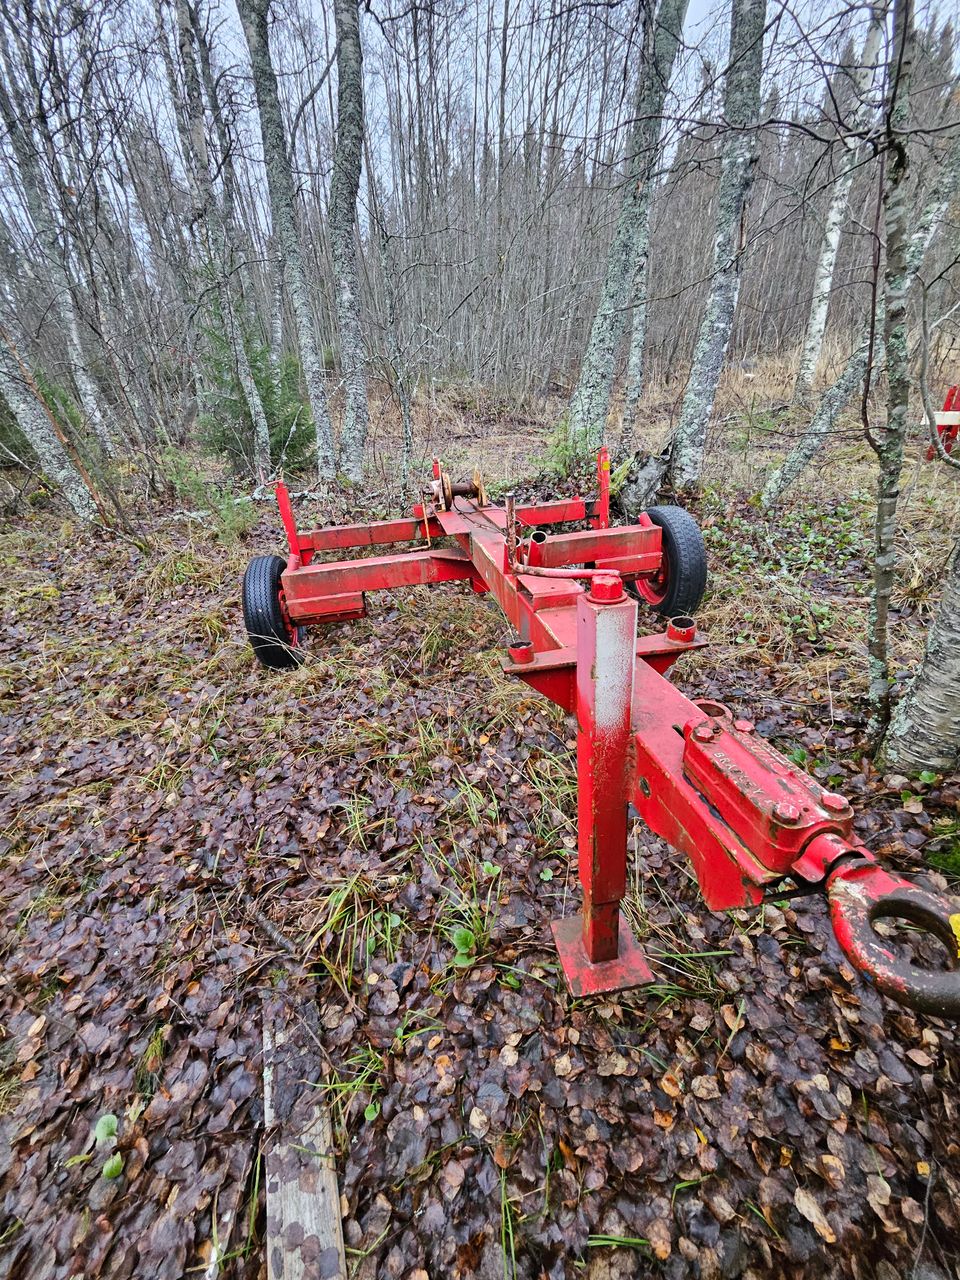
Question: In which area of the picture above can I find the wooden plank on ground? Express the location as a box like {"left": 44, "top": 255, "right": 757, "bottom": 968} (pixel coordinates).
{"left": 263, "top": 995, "right": 346, "bottom": 1280}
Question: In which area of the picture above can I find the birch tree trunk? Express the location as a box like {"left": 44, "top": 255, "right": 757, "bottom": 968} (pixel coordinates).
{"left": 761, "top": 319, "right": 881, "bottom": 507}
{"left": 0, "top": 328, "right": 100, "bottom": 521}
{"left": 368, "top": 165, "right": 414, "bottom": 493}
{"left": 330, "top": 0, "right": 369, "bottom": 483}
{"left": 761, "top": 132, "right": 959, "bottom": 509}
{"left": 864, "top": 5, "right": 960, "bottom": 742}
{"left": 237, "top": 0, "right": 337, "bottom": 480}
{"left": 0, "top": 60, "right": 115, "bottom": 458}
{"left": 270, "top": 238, "right": 285, "bottom": 368}
{"left": 879, "top": 541, "right": 960, "bottom": 773}
{"left": 565, "top": 0, "right": 689, "bottom": 454}
{"left": 171, "top": 0, "right": 272, "bottom": 478}
{"left": 667, "top": 0, "right": 766, "bottom": 492}
{"left": 191, "top": 0, "right": 272, "bottom": 383}
{"left": 793, "top": 6, "right": 886, "bottom": 405}
{"left": 867, "top": 0, "right": 914, "bottom": 732}
{"left": 619, "top": 274, "right": 649, "bottom": 445}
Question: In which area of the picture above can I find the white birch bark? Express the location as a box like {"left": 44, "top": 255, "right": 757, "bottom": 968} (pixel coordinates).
{"left": 880, "top": 542, "right": 960, "bottom": 773}
{"left": 369, "top": 169, "right": 414, "bottom": 493}
{"left": 761, "top": 317, "right": 881, "bottom": 507}
{"left": 793, "top": 6, "right": 886, "bottom": 405}
{"left": 42, "top": 12, "right": 155, "bottom": 447}
{"left": 0, "top": 330, "right": 99, "bottom": 521}
{"left": 668, "top": 0, "right": 767, "bottom": 492}
{"left": 867, "top": 0, "right": 914, "bottom": 731}
{"left": 236, "top": 0, "right": 337, "bottom": 479}
{"left": 330, "top": 0, "right": 369, "bottom": 483}
{"left": 566, "top": 0, "right": 689, "bottom": 453}
{"left": 171, "top": 0, "right": 272, "bottom": 478}
{"left": 761, "top": 132, "right": 960, "bottom": 509}
{"left": 191, "top": 1, "right": 272, "bottom": 387}
{"left": 270, "top": 237, "right": 285, "bottom": 368}
{"left": 620, "top": 275, "right": 649, "bottom": 444}
{"left": 0, "top": 56, "right": 115, "bottom": 458}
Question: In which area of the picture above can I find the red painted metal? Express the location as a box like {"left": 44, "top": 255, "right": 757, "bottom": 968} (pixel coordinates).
{"left": 256, "top": 457, "right": 960, "bottom": 1015}
{"left": 276, "top": 481, "right": 301, "bottom": 559}
{"left": 666, "top": 616, "right": 696, "bottom": 644}
{"left": 595, "top": 446, "right": 611, "bottom": 530}
{"left": 302, "top": 516, "right": 444, "bottom": 552}
{"left": 925, "top": 385, "right": 960, "bottom": 460}
{"left": 568, "top": 580, "right": 637, "bottom": 970}
{"left": 827, "top": 857, "right": 960, "bottom": 1017}
{"left": 517, "top": 498, "right": 593, "bottom": 526}
{"left": 507, "top": 639, "right": 534, "bottom": 664}
{"left": 552, "top": 912, "right": 653, "bottom": 996}
{"left": 283, "top": 548, "right": 477, "bottom": 623}
{"left": 276, "top": 577, "right": 301, "bottom": 645}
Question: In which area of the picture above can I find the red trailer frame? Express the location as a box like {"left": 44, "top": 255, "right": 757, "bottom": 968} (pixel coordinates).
{"left": 925, "top": 385, "right": 960, "bottom": 459}
{"left": 246, "top": 452, "right": 960, "bottom": 1017}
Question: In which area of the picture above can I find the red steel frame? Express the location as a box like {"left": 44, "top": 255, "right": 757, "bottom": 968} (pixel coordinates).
{"left": 925, "top": 385, "right": 960, "bottom": 460}
{"left": 265, "top": 453, "right": 960, "bottom": 1016}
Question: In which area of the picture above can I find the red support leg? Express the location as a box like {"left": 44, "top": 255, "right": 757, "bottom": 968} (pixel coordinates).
{"left": 551, "top": 573, "right": 654, "bottom": 995}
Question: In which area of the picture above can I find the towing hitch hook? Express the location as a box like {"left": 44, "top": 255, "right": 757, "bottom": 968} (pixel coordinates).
{"left": 827, "top": 860, "right": 960, "bottom": 1018}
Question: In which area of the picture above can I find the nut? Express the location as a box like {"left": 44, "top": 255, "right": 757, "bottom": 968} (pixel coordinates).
{"left": 589, "top": 573, "right": 624, "bottom": 604}
{"left": 821, "top": 792, "right": 849, "bottom": 814}
{"left": 773, "top": 800, "right": 802, "bottom": 825}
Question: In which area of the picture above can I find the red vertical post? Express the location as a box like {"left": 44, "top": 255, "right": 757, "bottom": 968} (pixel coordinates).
{"left": 577, "top": 573, "right": 633, "bottom": 959}
{"left": 275, "top": 482, "right": 300, "bottom": 560}
{"left": 596, "top": 446, "right": 611, "bottom": 530}
{"left": 552, "top": 572, "right": 654, "bottom": 994}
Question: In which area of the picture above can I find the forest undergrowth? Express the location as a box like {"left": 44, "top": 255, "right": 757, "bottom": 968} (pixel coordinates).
{"left": 1, "top": 406, "right": 959, "bottom": 1280}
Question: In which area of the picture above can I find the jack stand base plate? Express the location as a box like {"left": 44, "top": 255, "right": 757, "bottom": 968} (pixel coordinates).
{"left": 551, "top": 911, "right": 655, "bottom": 996}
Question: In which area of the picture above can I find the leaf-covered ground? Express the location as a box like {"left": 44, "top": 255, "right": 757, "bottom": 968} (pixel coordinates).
{"left": 1, "top": 448, "right": 959, "bottom": 1280}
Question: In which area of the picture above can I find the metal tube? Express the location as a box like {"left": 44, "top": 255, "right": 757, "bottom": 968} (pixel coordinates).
{"left": 577, "top": 583, "right": 636, "bottom": 958}
{"left": 551, "top": 579, "right": 653, "bottom": 994}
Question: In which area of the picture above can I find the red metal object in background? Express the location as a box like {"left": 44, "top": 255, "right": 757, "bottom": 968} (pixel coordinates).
{"left": 925, "top": 385, "right": 960, "bottom": 459}
{"left": 251, "top": 459, "right": 960, "bottom": 1017}
{"left": 595, "top": 446, "right": 611, "bottom": 530}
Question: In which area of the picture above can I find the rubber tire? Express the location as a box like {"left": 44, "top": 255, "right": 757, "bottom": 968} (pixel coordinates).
{"left": 242, "top": 555, "right": 305, "bottom": 670}
{"left": 638, "top": 506, "right": 708, "bottom": 617}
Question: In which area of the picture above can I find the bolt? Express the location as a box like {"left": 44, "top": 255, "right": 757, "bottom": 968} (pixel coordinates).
{"left": 734, "top": 718, "right": 754, "bottom": 733}
{"left": 821, "top": 792, "right": 849, "bottom": 814}
{"left": 589, "top": 572, "right": 624, "bottom": 604}
{"left": 773, "top": 800, "right": 802, "bottom": 825}
{"left": 693, "top": 721, "right": 716, "bottom": 742}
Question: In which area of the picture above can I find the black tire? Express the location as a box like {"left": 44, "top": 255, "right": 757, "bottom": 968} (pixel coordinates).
{"left": 633, "top": 506, "right": 707, "bottom": 617}
{"left": 242, "top": 555, "right": 305, "bottom": 670}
